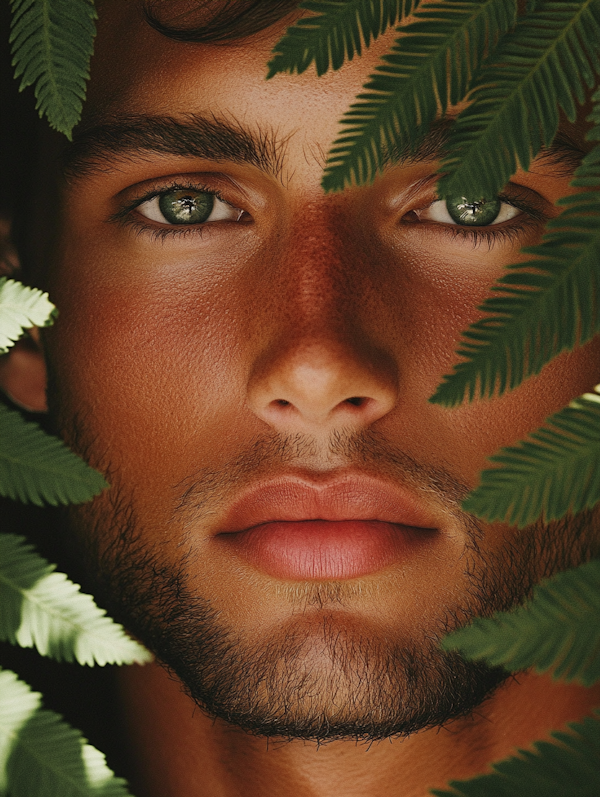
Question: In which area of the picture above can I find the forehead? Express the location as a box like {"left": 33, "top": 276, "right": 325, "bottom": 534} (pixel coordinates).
{"left": 85, "top": 1, "right": 399, "bottom": 153}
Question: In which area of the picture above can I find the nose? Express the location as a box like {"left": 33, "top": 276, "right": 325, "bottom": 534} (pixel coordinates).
{"left": 247, "top": 338, "right": 398, "bottom": 433}
{"left": 246, "top": 203, "right": 398, "bottom": 435}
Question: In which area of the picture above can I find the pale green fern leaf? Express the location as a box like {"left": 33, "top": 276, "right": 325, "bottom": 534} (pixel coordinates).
{"left": 321, "top": 0, "right": 517, "bottom": 192}
{"left": 438, "top": 0, "right": 600, "bottom": 198}
{"left": 0, "top": 668, "right": 40, "bottom": 794}
{"left": 267, "top": 0, "right": 418, "bottom": 78}
{"left": 0, "top": 278, "right": 56, "bottom": 354}
{"left": 432, "top": 712, "right": 600, "bottom": 796}
{"left": 9, "top": 0, "right": 97, "bottom": 138}
{"left": 431, "top": 139, "right": 600, "bottom": 407}
{"left": 462, "top": 388, "right": 600, "bottom": 527}
{"left": 0, "top": 404, "right": 108, "bottom": 506}
{"left": 0, "top": 668, "right": 133, "bottom": 797}
{"left": 0, "top": 534, "right": 151, "bottom": 666}
{"left": 441, "top": 560, "right": 600, "bottom": 685}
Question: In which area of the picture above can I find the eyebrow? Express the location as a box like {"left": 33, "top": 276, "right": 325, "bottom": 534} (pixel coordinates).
{"left": 62, "top": 113, "right": 289, "bottom": 179}
{"left": 383, "top": 119, "right": 586, "bottom": 176}
{"left": 62, "top": 112, "right": 586, "bottom": 183}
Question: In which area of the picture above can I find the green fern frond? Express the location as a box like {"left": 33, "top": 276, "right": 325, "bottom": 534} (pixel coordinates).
{"left": 438, "top": 0, "right": 600, "bottom": 198}
{"left": 321, "top": 0, "right": 517, "bottom": 193}
{"left": 0, "top": 278, "right": 56, "bottom": 354}
{"left": 267, "top": 0, "right": 417, "bottom": 78}
{"left": 441, "top": 560, "right": 600, "bottom": 685}
{"left": 431, "top": 141, "right": 600, "bottom": 407}
{"left": 432, "top": 711, "right": 600, "bottom": 796}
{"left": 0, "top": 404, "right": 108, "bottom": 506}
{"left": 0, "top": 534, "right": 151, "bottom": 666}
{"left": 9, "top": 0, "right": 97, "bottom": 138}
{"left": 463, "top": 388, "right": 600, "bottom": 527}
{"left": 0, "top": 668, "right": 133, "bottom": 797}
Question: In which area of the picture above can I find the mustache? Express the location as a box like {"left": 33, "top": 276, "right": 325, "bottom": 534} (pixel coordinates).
{"left": 171, "top": 426, "right": 476, "bottom": 529}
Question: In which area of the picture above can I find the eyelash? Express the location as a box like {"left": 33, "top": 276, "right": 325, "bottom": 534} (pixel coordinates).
{"left": 114, "top": 181, "right": 242, "bottom": 240}
{"left": 410, "top": 193, "right": 547, "bottom": 249}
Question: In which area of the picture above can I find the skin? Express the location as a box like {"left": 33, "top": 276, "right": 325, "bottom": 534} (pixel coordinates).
{"left": 3, "top": 2, "right": 600, "bottom": 795}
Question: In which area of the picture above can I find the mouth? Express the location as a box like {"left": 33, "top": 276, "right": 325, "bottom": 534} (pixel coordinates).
{"left": 214, "top": 474, "right": 441, "bottom": 581}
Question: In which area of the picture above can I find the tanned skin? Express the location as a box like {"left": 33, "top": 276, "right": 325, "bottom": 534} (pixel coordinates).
{"left": 3, "top": 2, "right": 600, "bottom": 795}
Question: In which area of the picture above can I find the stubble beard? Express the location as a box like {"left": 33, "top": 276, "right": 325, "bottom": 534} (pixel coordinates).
{"left": 62, "top": 425, "right": 600, "bottom": 744}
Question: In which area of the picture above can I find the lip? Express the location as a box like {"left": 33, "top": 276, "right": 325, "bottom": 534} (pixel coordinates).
{"left": 215, "top": 474, "right": 440, "bottom": 581}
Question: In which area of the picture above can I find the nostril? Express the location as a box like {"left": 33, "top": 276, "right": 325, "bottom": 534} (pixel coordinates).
{"left": 345, "top": 397, "right": 365, "bottom": 406}
{"left": 275, "top": 399, "right": 291, "bottom": 406}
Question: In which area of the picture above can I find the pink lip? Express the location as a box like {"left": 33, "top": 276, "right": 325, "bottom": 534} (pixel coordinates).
{"left": 215, "top": 475, "right": 440, "bottom": 581}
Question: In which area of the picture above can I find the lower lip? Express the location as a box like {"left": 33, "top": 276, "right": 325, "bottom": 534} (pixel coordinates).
{"left": 218, "top": 520, "right": 436, "bottom": 580}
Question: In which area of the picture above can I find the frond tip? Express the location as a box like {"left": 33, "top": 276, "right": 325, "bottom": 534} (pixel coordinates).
{"left": 432, "top": 711, "right": 600, "bottom": 796}
{"left": 9, "top": 0, "right": 97, "bottom": 138}
{"left": 267, "top": 0, "right": 418, "bottom": 78}
{"left": 441, "top": 560, "right": 600, "bottom": 686}
{"left": 462, "top": 386, "right": 600, "bottom": 527}
{"left": 0, "top": 278, "right": 56, "bottom": 354}
{"left": 0, "top": 534, "right": 152, "bottom": 666}
{"left": 0, "top": 668, "right": 134, "bottom": 797}
{"left": 0, "top": 404, "right": 108, "bottom": 506}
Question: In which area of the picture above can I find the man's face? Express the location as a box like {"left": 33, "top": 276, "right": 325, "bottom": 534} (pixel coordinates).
{"left": 41, "top": 1, "right": 600, "bottom": 740}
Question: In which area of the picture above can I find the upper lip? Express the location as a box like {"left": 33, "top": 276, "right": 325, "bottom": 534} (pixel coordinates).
{"left": 216, "top": 472, "right": 441, "bottom": 534}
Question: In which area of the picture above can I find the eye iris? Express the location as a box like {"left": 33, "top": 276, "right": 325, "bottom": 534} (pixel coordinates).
{"left": 158, "top": 190, "right": 214, "bottom": 224}
{"left": 445, "top": 196, "right": 501, "bottom": 226}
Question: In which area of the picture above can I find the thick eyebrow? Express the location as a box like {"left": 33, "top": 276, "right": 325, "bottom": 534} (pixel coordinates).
{"left": 62, "top": 113, "right": 288, "bottom": 179}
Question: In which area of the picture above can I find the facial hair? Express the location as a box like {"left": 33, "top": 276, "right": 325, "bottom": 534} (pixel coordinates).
{"left": 64, "top": 425, "right": 600, "bottom": 743}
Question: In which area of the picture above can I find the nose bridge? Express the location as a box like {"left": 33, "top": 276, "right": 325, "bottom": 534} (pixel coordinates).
{"left": 283, "top": 199, "right": 356, "bottom": 336}
{"left": 246, "top": 198, "right": 398, "bottom": 434}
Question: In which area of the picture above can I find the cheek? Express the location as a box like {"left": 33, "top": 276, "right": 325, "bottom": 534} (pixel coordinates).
{"left": 371, "top": 239, "right": 600, "bottom": 485}
{"left": 410, "top": 342, "right": 600, "bottom": 487}
{"left": 44, "top": 254, "right": 263, "bottom": 516}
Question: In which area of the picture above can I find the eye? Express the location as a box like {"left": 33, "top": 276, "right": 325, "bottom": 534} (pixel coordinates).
{"left": 417, "top": 196, "right": 520, "bottom": 226}
{"left": 136, "top": 188, "right": 242, "bottom": 225}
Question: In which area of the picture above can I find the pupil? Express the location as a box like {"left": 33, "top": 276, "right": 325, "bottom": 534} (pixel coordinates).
{"left": 445, "top": 195, "right": 501, "bottom": 226}
{"left": 159, "top": 190, "right": 214, "bottom": 224}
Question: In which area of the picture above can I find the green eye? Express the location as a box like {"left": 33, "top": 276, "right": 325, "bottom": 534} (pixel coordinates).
{"left": 445, "top": 196, "right": 501, "bottom": 226}
{"left": 158, "top": 189, "right": 215, "bottom": 224}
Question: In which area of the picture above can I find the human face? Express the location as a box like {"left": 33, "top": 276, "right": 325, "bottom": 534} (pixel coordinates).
{"left": 42, "top": 1, "right": 600, "bottom": 739}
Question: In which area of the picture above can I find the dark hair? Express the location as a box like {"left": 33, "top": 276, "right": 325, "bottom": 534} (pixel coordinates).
{"left": 144, "top": 0, "right": 302, "bottom": 44}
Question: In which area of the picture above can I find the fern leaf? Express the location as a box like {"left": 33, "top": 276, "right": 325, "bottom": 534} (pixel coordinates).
{"left": 0, "top": 534, "right": 151, "bottom": 666}
{"left": 0, "top": 668, "right": 133, "bottom": 797}
{"left": 441, "top": 560, "right": 600, "bottom": 685}
{"left": 463, "top": 387, "right": 600, "bottom": 526}
{"left": 0, "top": 668, "right": 40, "bottom": 794}
{"left": 321, "top": 0, "right": 517, "bottom": 192}
{"left": 438, "top": 0, "right": 600, "bottom": 198}
{"left": 267, "top": 0, "right": 417, "bottom": 78}
{"left": 9, "top": 0, "right": 97, "bottom": 138}
{"left": 0, "top": 405, "right": 108, "bottom": 505}
{"left": 431, "top": 141, "right": 600, "bottom": 407}
{"left": 432, "top": 712, "right": 600, "bottom": 796}
{"left": 0, "top": 278, "right": 56, "bottom": 354}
